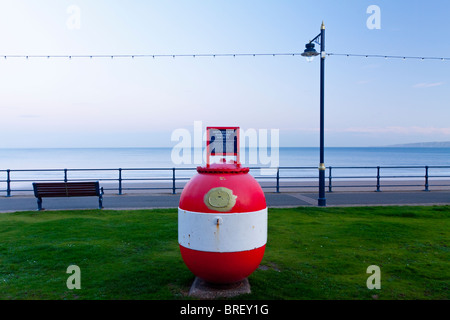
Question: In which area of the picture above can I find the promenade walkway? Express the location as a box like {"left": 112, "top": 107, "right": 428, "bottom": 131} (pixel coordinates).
{"left": 0, "top": 191, "right": 448, "bottom": 212}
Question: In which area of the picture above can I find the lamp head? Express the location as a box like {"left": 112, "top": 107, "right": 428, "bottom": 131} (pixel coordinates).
{"left": 301, "top": 42, "right": 320, "bottom": 62}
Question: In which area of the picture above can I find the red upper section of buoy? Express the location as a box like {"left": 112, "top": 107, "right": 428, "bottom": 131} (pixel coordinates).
{"left": 179, "top": 162, "right": 266, "bottom": 213}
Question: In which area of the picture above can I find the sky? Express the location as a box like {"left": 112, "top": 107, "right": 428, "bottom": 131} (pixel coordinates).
{"left": 0, "top": 0, "right": 449, "bottom": 148}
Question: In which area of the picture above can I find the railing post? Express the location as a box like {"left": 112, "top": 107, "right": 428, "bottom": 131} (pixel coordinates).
{"left": 276, "top": 167, "right": 280, "bottom": 193}
{"left": 64, "top": 169, "right": 68, "bottom": 183}
{"left": 6, "top": 169, "right": 11, "bottom": 197}
{"left": 328, "top": 166, "right": 332, "bottom": 192}
{"left": 424, "top": 166, "right": 429, "bottom": 191}
{"left": 376, "top": 166, "right": 381, "bottom": 192}
{"left": 172, "top": 168, "right": 176, "bottom": 195}
{"left": 118, "top": 168, "right": 123, "bottom": 195}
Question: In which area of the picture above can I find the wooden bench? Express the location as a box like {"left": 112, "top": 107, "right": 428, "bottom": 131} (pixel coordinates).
{"left": 32, "top": 181, "right": 104, "bottom": 211}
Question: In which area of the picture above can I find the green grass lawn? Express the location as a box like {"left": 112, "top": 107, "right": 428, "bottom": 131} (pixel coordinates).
{"left": 0, "top": 206, "right": 448, "bottom": 300}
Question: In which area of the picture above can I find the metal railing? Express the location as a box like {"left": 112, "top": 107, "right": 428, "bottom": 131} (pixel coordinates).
{"left": 1, "top": 165, "right": 449, "bottom": 197}
{"left": 325, "top": 165, "right": 450, "bottom": 192}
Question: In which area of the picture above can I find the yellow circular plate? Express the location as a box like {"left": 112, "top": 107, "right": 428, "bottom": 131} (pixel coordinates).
{"left": 204, "top": 187, "right": 237, "bottom": 212}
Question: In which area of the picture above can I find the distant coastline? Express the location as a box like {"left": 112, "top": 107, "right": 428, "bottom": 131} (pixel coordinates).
{"left": 385, "top": 141, "right": 450, "bottom": 148}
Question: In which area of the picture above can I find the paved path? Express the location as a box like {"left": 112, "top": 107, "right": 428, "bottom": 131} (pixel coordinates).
{"left": 0, "top": 191, "right": 449, "bottom": 212}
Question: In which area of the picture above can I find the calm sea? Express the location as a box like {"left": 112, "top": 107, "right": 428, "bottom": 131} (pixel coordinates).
{"left": 0, "top": 148, "right": 449, "bottom": 190}
{"left": 0, "top": 147, "right": 448, "bottom": 169}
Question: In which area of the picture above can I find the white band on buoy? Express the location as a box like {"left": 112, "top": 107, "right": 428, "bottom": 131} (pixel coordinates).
{"left": 178, "top": 208, "right": 268, "bottom": 253}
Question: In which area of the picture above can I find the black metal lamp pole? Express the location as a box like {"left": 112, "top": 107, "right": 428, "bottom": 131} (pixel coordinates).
{"left": 302, "top": 22, "right": 327, "bottom": 207}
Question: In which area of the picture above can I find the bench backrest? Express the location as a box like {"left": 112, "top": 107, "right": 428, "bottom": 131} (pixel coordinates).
{"left": 33, "top": 182, "right": 101, "bottom": 198}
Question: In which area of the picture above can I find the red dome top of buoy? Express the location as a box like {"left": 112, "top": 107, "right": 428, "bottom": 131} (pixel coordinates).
{"left": 179, "top": 160, "right": 266, "bottom": 214}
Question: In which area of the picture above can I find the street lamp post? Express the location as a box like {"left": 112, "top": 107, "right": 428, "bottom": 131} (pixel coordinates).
{"left": 302, "top": 22, "right": 326, "bottom": 207}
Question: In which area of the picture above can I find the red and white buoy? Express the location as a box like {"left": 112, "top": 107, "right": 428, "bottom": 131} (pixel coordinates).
{"left": 178, "top": 161, "right": 267, "bottom": 284}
